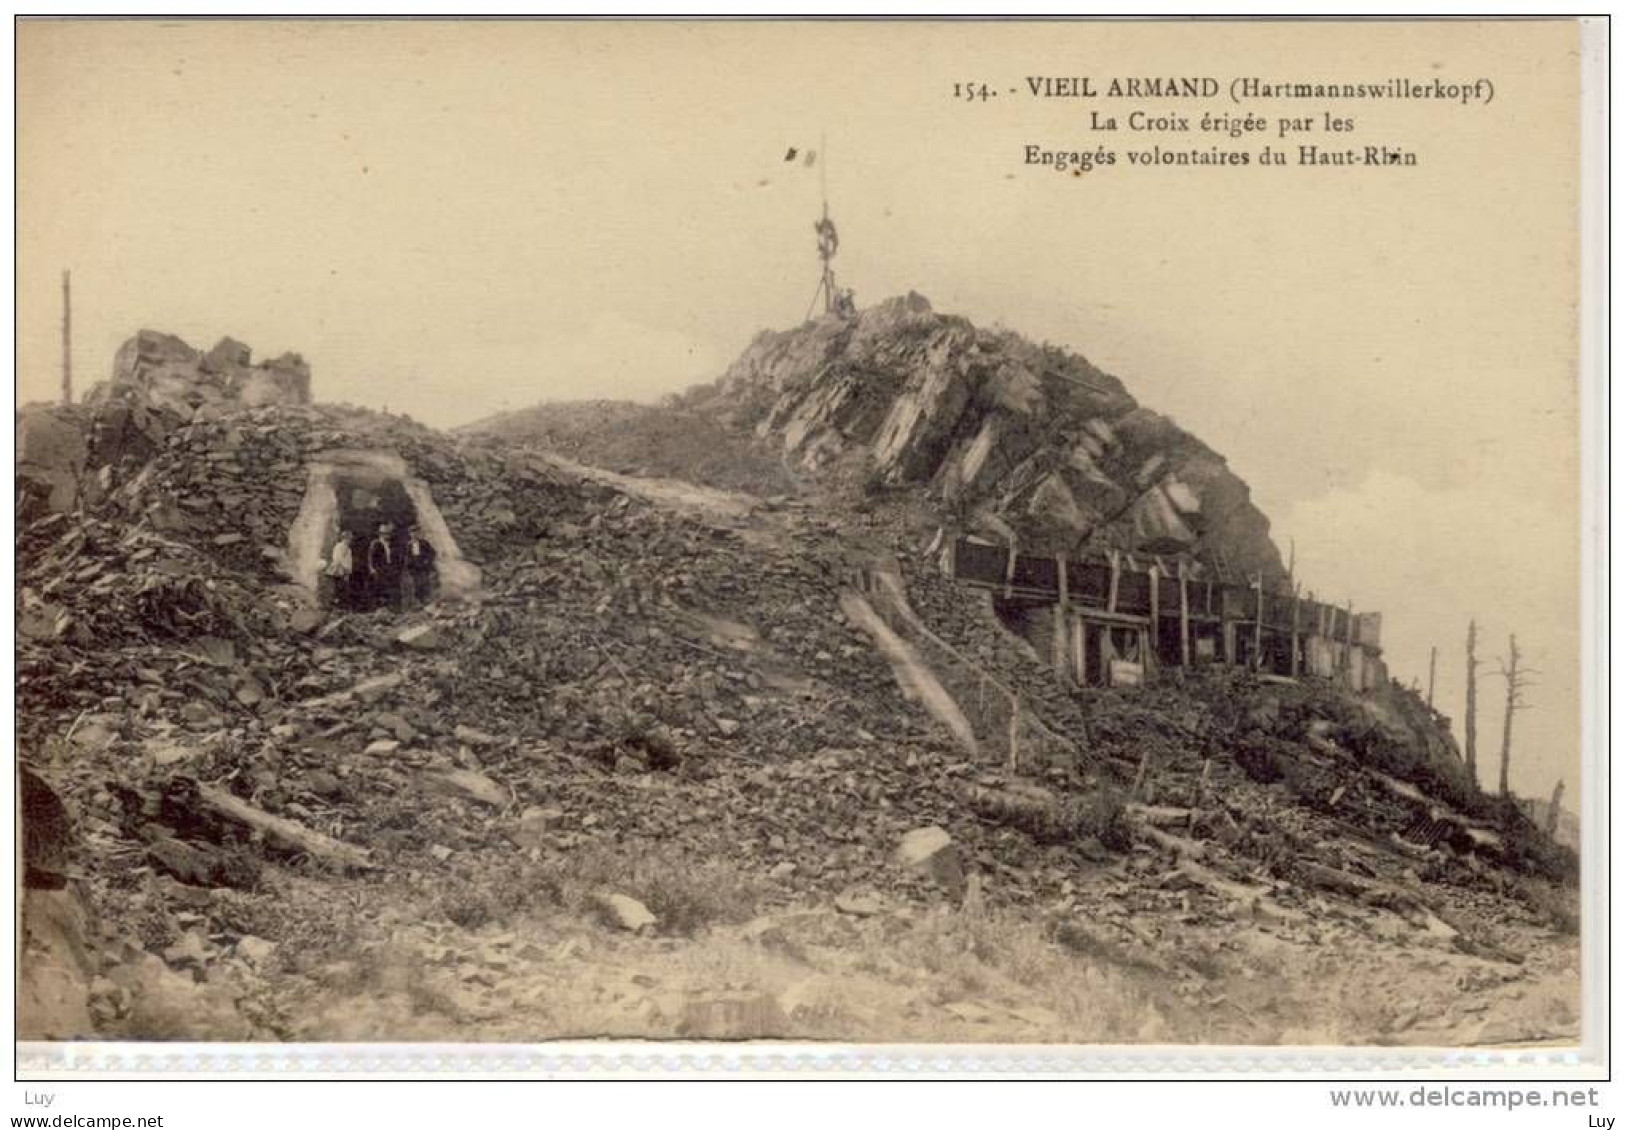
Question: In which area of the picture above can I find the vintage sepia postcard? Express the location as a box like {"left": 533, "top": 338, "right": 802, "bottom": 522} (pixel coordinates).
{"left": 12, "top": 16, "right": 1607, "bottom": 1083}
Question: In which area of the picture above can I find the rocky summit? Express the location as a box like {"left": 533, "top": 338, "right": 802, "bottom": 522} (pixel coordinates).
{"left": 681, "top": 293, "right": 1285, "bottom": 577}
{"left": 17, "top": 308, "right": 1577, "bottom": 1046}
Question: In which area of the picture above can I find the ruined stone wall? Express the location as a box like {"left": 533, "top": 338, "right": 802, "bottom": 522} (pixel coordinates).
{"left": 19, "top": 331, "right": 315, "bottom": 518}
{"left": 96, "top": 331, "right": 311, "bottom": 421}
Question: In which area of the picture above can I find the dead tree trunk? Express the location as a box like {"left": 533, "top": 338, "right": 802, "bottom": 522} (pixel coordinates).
{"left": 1498, "top": 657, "right": 1513, "bottom": 798}
{"left": 1547, "top": 778, "right": 1565, "bottom": 837}
{"left": 1464, "top": 620, "right": 1479, "bottom": 784}
{"left": 1497, "top": 634, "right": 1536, "bottom": 800}
{"left": 193, "top": 782, "right": 376, "bottom": 871}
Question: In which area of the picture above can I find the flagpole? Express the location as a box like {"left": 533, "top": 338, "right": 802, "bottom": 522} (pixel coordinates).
{"left": 820, "top": 131, "right": 828, "bottom": 211}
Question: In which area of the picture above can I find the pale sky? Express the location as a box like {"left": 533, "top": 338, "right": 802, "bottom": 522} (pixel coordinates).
{"left": 16, "top": 20, "right": 1584, "bottom": 800}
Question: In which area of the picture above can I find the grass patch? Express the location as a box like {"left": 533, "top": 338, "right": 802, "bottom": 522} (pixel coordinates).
{"left": 413, "top": 844, "right": 772, "bottom": 939}
{"left": 541, "top": 845, "right": 772, "bottom": 936}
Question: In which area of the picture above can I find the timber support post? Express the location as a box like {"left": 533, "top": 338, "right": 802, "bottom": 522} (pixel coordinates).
{"left": 1148, "top": 561, "right": 1160, "bottom": 676}
{"left": 1178, "top": 562, "right": 1191, "bottom": 667}
{"left": 1052, "top": 554, "right": 1070, "bottom": 678}
{"left": 1342, "top": 600, "right": 1355, "bottom": 685}
{"left": 1253, "top": 573, "right": 1264, "bottom": 672}
{"left": 1290, "top": 582, "right": 1301, "bottom": 678}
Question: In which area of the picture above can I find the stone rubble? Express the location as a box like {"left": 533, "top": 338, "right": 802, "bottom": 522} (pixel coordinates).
{"left": 14, "top": 322, "right": 1578, "bottom": 1044}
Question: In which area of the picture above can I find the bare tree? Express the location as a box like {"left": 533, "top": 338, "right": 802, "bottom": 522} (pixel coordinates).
{"left": 1464, "top": 620, "right": 1479, "bottom": 783}
{"left": 1496, "top": 633, "right": 1539, "bottom": 799}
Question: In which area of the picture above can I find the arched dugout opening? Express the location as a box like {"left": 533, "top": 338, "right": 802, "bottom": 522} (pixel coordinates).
{"left": 285, "top": 448, "right": 480, "bottom": 608}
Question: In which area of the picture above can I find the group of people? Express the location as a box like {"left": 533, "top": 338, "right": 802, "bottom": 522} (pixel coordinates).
{"left": 321, "top": 520, "right": 438, "bottom": 612}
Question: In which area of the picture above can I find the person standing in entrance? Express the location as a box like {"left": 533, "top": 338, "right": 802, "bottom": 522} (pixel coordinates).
{"left": 367, "top": 521, "right": 401, "bottom": 610}
{"left": 321, "top": 527, "right": 355, "bottom": 610}
{"left": 402, "top": 523, "right": 438, "bottom": 609}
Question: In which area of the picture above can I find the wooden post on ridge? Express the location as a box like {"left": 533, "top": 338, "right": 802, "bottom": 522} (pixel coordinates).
{"left": 60, "top": 270, "right": 72, "bottom": 406}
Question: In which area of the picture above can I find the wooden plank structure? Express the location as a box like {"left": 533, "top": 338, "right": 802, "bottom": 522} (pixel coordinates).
{"left": 946, "top": 535, "right": 1387, "bottom": 691}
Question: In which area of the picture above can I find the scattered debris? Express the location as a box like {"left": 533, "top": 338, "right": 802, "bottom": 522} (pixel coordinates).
{"left": 14, "top": 321, "right": 1578, "bottom": 1046}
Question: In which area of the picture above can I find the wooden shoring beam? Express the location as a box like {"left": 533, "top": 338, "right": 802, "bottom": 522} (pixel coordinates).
{"left": 1253, "top": 573, "right": 1265, "bottom": 672}
{"left": 1178, "top": 561, "right": 1191, "bottom": 667}
{"left": 1290, "top": 582, "right": 1302, "bottom": 678}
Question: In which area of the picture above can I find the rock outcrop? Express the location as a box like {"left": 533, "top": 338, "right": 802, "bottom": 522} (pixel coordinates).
{"left": 680, "top": 294, "right": 1285, "bottom": 580}
{"left": 18, "top": 331, "right": 313, "bottom": 517}
{"left": 16, "top": 408, "right": 94, "bottom": 513}
{"left": 97, "top": 330, "right": 311, "bottom": 420}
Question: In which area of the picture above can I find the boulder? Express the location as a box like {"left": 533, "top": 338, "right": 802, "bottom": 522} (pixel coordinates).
{"left": 17, "top": 409, "right": 91, "bottom": 513}
{"left": 286, "top": 605, "right": 324, "bottom": 634}
{"left": 161, "top": 931, "right": 214, "bottom": 974}
{"left": 353, "top": 674, "right": 405, "bottom": 703}
{"left": 433, "top": 768, "right": 506, "bottom": 808}
{"left": 512, "top": 805, "right": 563, "bottom": 849}
{"left": 833, "top": 891, "right": 885, "bottom": 917}
{"left": 377, "top": 713, "right": 419, "bottom": 742}
{"left": 201, "top": 337, "right": 252, "bottom": 374}
{"left": 592, "top": 892, "right": 658, "bottom": 933}
{"left": 1246, "top": 695, "right": 1282, "bottom": 733}
{"left": 107, "top": 953, "right": 254, "bottom": 1040}
{"left": 395, "top": 623, "right": 444, "bottom": 651}
{"left": 147, "top": 836, "right": 220, "bottom": 887}
{"left": 894, "top": 825, "right": 966, "bottom": 898}
{"left": 235, "top": 935, "right": 277, "bottom": 967}
{"left": 17, "top": 888, "right": 96, "bottom": 1040}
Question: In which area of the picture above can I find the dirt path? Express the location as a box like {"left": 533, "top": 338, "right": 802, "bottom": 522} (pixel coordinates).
{"left": 533, "top": 453, "right": 764, "bottom": 524}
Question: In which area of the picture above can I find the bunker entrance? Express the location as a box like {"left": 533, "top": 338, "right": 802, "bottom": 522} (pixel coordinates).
{"left": 337, "top": 476, "right": 420, "bottom": 540}
{"left": 285, "top": 448, "right": 481, "bottom": 609}
{"left": 326, "top": 474, "right": 425, "bottom": 610}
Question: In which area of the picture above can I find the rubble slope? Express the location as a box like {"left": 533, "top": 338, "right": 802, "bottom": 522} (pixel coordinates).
{"left": 16, "top": 330, "right": 1577, "bottom": 1047}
